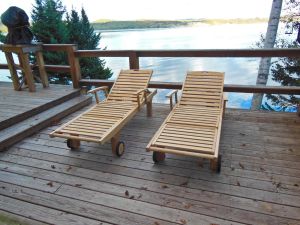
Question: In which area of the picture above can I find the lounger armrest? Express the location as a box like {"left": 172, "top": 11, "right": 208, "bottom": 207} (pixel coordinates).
{"left": 166, "top": 90, "right": 178, "bottom": 110}
{"left": 135, "top": 88, "right": 149, "bottom": 109}
{"left": 87, "top": 86, "right": 109, "bottom": 103}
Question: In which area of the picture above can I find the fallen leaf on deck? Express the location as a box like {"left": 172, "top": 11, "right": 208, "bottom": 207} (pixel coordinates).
{"left": 75, "top": 184, "right": 82, "bottom": 187}
{"left": 241, "top": 143, "right": 246, "bottom": 147}
{"left": 137, "top": 193, "right": 142, "bottom": 199}
{"left": 129, "top": 195, "right": 135, "bottom": 199}
{"left": 294, "top": 184, "right": 299, "bottom": 187}
{"left": 180, "top": 181, "right": 189, "bottom": 186}
{"left": 184, "top": 203, "right": 193, "bottom": 209}
{"left": 260, "top": 167, "right": 265, "bottom": 172}
{"left": 154, "top": 222, "right": 160, "bottom": 225}
{"left": 288, "top": 148, "right": 293, "bottom": 152}
{"left": 161, "top": 185, "right": 169, "bottom": 189}
{"left": 51, "top": 165, "right": 56, "bottom": 169}
{"left": 180, "top": 219, "right": 187, "bottom": 224}
{"left": 231, "top": 167, "right": 235, "bottom": 171}
{"left": 236, "top": 181, "right": 240, "bottom": 186}
{"left": 66, "top": 165, "right": 72, "bottom": 172}
{"left": 47, "top": 181, "right": 53, "bottom": 187}
{"left": 239, "top": 162, "right": 244, "bottom": 169}
{"left": 140, "top": 187, "right": 148, "bottom": 190}
{"left": 239, "top": 133, "right": 246, "bottom": 136}
{"left": 125, "top": 190, "right": 129, "bottom": 196}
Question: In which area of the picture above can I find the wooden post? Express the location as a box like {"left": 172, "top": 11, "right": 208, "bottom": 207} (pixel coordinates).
{"left": 19, "top": 53, "right": 36, "bottom": 92}
{"left": 4, "top": 52, "right": 20, "bottom": 90}
{"left": 67, "top": 45, "right": 81, "bottom": 88}
{"left": 36, "top": 51, "right": 49, "bottom": 88}
{"left": 129, "top": 51, "right": 139, "bottom": 69}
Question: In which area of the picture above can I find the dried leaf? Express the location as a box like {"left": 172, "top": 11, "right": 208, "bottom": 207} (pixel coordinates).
{"left": 239, "top": 133, "right": 246, "bottom": 136}
{"left": 294, "top": 184, "right": 299, "bottom": 187}
{"left": 260, "top": 167, "right": 265, "bottom": 172}
{"left": 241, "top": 143, "right": 246, "bottom": 147}
{"left": 137, "top": 193, "right": 142, "bottom": 199}
{"left": 180, "top": 219, "right": 187, "bottom": 224}
{"left": 1, "top": 186, "right": 5, "bottom": 189}
{"left": 129, "top": 195, "right": 135, "bottom": 199}
{"left": 66, "top": 165, "right": 72, "bottom": 172}
{"left": 140, "top": 186, "right": 148, "bottom": 190}
{"left": 47, "top": 181, "right": 53, "bottom": 187}
{"left": 161, "top": 185, "right": 169, "bottom": 189}
{"left": 184, "top": 203, "right": 193, "bottom": 209}
{"left": 75, "top": 184, "right": 82, "bottom": 187}
{"left": 154, "top": 222, "right": 160, "bottom": 225}
{"left": 239, "top": 162, "right": 244, "bottom": 169}
{"left": 51, "top": 165, "right": 56, "bottom": 169}
{"left": 180, "top": 181, "right": 189, "bottom": 186}
{"left": 236, "top": 181, "right": 240, "bottom": 186}
{"left": 231, "top": 167, "right": 235, "bottom": 171}
{"left": 288, "top": 148, "right": 293, "bottom": 152}
{"left": 125, "top": 190, "right": 129, "bottom": 196}
{"left": 141, "top": 157, "right": 146, "bottom": 161}
{"left": 276, "top": 182, "right": 281, "bottom": 188}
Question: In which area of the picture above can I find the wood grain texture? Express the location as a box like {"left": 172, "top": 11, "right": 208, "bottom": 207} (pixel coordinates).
{"left": 0, "top": 104, "right": 299, "bottom": 224}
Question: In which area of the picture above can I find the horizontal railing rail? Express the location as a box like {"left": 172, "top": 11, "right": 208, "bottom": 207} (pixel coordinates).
{"left": 79, "top": 79, "right": 300, "bottom": 94}
{"left": 1, "top": 44, "right": 300, "bottom": 96}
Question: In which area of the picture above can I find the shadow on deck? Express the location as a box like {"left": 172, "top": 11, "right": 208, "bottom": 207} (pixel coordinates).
{"left": 0, "top": 103, "right": 299, "bottom": 225}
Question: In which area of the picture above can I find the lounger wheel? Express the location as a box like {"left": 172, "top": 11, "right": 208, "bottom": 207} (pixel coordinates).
{"left": 152, "top": 151, "right": 166, "bottom": 163}
{"left": 116, "top": 141, "right": 125, "bottom": 157}
{"left": 67, "top": 139, "right": 80, "bottom": 150}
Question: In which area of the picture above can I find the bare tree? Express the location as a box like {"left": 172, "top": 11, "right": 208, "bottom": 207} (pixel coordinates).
{"left": 251, "top": 0, "right": 283, "bottom": 110}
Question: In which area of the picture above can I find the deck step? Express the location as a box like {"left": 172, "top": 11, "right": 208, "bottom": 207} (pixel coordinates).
{"left": 0, "top": 95, "right": 92, "bottom": 151}
{"left": 0, "top": 88, "right": 81, "bottom": 131}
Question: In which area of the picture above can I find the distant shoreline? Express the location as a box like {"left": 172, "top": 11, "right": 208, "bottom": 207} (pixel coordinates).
{"left": 91, "top": 18, "right": 268, "bottom": 31}
{"left": 0, "top": 18, "right": 268, "bottom": 33}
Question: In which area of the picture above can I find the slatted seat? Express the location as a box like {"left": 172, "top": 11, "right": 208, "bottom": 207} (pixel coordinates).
{"left": 146, "top": 71, "right": 226, "bottom": 172}
{"left": 50, "top": 69, "right": 156, "bottom": 156}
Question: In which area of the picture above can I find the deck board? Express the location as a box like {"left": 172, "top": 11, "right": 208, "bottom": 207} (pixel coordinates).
{"left": 0, "top": 103, "right": 299, "bottom": 225}
{"left": 0, "top": 82, "right": 80, "bottom": 130}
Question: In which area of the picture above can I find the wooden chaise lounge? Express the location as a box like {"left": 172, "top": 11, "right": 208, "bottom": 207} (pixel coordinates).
{"left": 146, "top": 71, "right": 226, "bottom": 172}
{"left": 50, "top": 69, "right": 156, "bottom": 156}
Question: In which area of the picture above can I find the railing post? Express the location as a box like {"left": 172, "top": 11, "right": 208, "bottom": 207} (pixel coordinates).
{"left": 129, "top": 51, "right": 139, "bottom": 69}
{"left": 67, "top": 45, "right": 81, "bottom": 88}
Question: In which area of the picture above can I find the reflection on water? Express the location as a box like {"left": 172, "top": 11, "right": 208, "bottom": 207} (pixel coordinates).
{"left": 0, "top": 23, "right": 276, "bottom": 108}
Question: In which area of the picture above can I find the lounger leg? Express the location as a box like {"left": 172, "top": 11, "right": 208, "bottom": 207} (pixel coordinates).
{"left": 147, "top": 99, "right": 153, "bottom": 117}
{"left": 210, "top": 155, "right": 222, "bottom": 173}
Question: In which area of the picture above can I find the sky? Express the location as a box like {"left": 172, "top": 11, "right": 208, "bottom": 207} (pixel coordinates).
{"left": 1, "top": 0, "right": 273, "bottom": 21}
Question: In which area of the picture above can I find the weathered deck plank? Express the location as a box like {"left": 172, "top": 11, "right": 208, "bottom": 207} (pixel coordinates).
{"left": 0, "top": 103, "right": 299, "bottom": 225}
{"left": 0, "top": 82, "right": 80, "bottom": 130}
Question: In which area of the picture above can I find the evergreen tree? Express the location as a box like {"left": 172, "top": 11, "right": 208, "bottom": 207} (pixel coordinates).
{"left": 31, "top": 0, "right": 70, "bottom": 84}
{"left": 67, "top": 8, "right": 112, "bottom": 79}
{"left": 0, "top": 30, "right": 5, "bottom": 43}
{"left": 263, "top": 0, "right": 300, "bottom": 111}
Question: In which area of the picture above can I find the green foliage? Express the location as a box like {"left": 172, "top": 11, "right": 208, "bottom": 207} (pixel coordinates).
{"left": 0, "top": 30, "right": 6, "bottom": 43}
{"left": 67, "top": 8, "right": 112, "bottom": 79}
{"left": 255, "top": 0, "right": 300, "bottom": 111}
{"left": 31, "top": 0, "right": 111, "bottom": 84}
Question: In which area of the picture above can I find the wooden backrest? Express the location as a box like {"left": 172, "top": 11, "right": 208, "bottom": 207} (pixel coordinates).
{"left": 107, "top": 69, "right": 153, "bottom": 102}
{"left": 179, "top": 71, "right": 225, "bottom": 108}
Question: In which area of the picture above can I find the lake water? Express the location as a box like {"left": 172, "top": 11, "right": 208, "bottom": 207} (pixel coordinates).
{"left": 0, "top": 23, "right": 274, "bottom": 108}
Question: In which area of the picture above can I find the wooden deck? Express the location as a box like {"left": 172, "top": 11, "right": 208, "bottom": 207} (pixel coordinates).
{"left": 0, "top": 103, "right": 299, "bottom": 225}
{"left": 0, "top": 82, "right": 81, "bottom": 130}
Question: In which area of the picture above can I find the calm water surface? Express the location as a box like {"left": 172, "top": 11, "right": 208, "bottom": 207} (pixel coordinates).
{"left": 0, "top": 23, "right": 272, "bottom": 108}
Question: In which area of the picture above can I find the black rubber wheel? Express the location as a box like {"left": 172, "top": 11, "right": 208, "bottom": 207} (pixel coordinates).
{"left": 67, "top": 139, "right": 72, "bottom": 148}
{"left": 217, "top": 155, "right": 222, "bottom": 173}
{"left": 67, "top": 139, "right": 80, "bottom": 150}
{"left": 116, "top": 141, "right": 125, "bottom": 157}
{"left": 153, "top": 151, "right": 166, "bottom": 163}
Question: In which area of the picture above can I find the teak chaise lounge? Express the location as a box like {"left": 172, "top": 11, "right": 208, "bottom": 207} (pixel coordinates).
{"left": 146, "top": 71, "right": 226, "bottom": 172}
{"left": 50, "top": 69, "right": 156, "bottom": 156}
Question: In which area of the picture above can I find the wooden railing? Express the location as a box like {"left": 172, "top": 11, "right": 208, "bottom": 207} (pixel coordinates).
{"left": 1, "top": 44, "right": 300, "bottom": 96}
